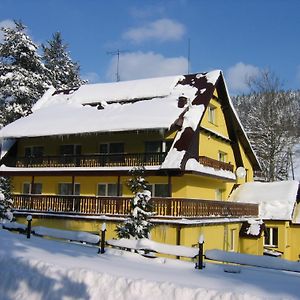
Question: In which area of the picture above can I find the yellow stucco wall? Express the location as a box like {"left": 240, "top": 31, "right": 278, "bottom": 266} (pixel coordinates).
{"left": 290, "top": 225, "right": 300, "bottom": 261}
{"left": 201, "top": 95, "right": 229, "bottom": 139}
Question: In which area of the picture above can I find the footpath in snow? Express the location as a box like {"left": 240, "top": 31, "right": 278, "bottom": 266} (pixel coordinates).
{"left": 0, "top": 229, "right": 300, "bottom": 300}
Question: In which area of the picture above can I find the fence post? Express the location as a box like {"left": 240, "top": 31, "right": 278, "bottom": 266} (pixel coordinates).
{"left": 98, "top": 223, "right": 106, "bottom": 254}
{"left": 26, "top": 215, "right": 32, "bottom": 239}
{"left": 196, "top": 234, "right": 204, "bottom": 269}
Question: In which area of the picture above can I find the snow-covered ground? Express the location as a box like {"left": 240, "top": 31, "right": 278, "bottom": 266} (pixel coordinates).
{"left": 0, "top": 229, "right": 299, "bottom": 300}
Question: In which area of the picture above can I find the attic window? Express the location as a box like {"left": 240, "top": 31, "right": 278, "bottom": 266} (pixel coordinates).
{"left": 208, "top": 105, "right": 217, "bottom": 124}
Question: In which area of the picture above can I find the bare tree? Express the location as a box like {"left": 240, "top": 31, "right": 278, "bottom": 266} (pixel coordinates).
{"left": 233, "top": 70, "right": 300, "bottom": 181}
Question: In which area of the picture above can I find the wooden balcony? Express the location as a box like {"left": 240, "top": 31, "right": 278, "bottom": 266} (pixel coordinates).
{"left": 12, "top": 194, "right": 258, "bottom": 218}
{"left": 199, "top": 156, "right": 234, "bottom": 172}
{"left": 5, "top": 152, "right": 167, "bottom": 168}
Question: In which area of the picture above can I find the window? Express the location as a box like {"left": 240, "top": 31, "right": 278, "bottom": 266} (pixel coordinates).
{"left": 208, "top": 105, "right": 217, "bottom": 124}
{"left": 23, "top": 183, "right": 42, "bottom": 194}
{"left": 264, "top": 227, "right": 278, "bottom": 247}
{"left": 58, "top": 183, "right": 80, "bottom": 195}
{"left": 99, "top": 143, "right": 124, "bottom": 163}
{"left": 99, "top": 143, "right": 124, "bottom": 154}
{"left": 146, "top": 184, "right": 169, "bottom": 197}
{"left": 145, "top": 141, "right": 162, "bottom": 153}
{"left": 23, "top": 183, "right": 31, "bottom": 194}
{"left": 229, "top": 229, "right": 236, "bottom": 251}
{"left": 60, "top": 145, "right": 81, "bottom": 165}
{"left": 60, "top": 145, "right": 81, "bottom": 155}
{"left": 32, "top": 183, "right": 42, "bottom": 194}
{"left": 215, "top": 189, "right": 224, "bottom": 200}
{"left": 24, "top": 146, "right": 44, "bottom": 157}
{"left": 218, "top": 151, "right": 227, "bottom": 162}
{"left": 97, "top": 183, "right": 122, "bottom": 196}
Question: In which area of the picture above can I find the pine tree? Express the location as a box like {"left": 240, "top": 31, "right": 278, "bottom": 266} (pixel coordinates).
{"left": 0, "top": 21, "right": 49, "bottom": 126}
{"left": 116, "top": 167, "right": 154, "bottom": 239}
{"left": 42, "top": 32, "right": 85, "bottom": 89}
{"left": 0, "top": 187, "right": 14, "bottom": 222}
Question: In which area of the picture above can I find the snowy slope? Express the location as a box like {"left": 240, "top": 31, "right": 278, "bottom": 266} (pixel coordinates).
{"left": 0, "top": 229, "right": 299, "bottom": 300}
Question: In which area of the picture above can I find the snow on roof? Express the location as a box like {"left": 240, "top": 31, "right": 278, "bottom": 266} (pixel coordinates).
{"left": 0, "top": 72, "right": 219, "bottom": 139}
{"left": 0, "top": 96, "right": 183, "bottom": 138}
{"left": 32, "top": 75, "right": 184, "bottom": 110}
{"left": 229, "top": 180, "right": 299, "bottom": 220}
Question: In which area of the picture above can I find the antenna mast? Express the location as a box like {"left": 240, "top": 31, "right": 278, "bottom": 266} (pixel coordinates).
{"left": 107, "top": 49, "right": 126, "bottom": 82}
{"left": 187, "top": 38, "right": 191, "bottom": 74}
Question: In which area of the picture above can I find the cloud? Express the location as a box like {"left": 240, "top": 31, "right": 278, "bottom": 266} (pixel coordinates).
{"left": 123, "top": 18, "right": 185, "bottom": 43}
{"left": 226, "top": 62, "right": 260, "bottom": 94}
{"left": 106, "top": 51, "right": 188, "bottom": 81}
{"left": 0, "top": 19, "right": 15, "bottom": 42}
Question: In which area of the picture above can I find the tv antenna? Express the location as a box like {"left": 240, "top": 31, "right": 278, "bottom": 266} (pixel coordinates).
{"left": 107, "top": 49, "right": 127, "bottom": 82}
{"left": 187, "top": 38, "right": 191, "bottom": 74}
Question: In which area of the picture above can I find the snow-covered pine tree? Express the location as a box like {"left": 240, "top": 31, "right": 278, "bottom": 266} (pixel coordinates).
{"left": 42, "top": 32, "right": 85, "bottom": 90}
{"left": 0, "top": 21, "right": 50, "bottom": 126}
{"left": 116, "top": 167, "right": 154, "bottom": 239}
{"left": 0, "top": 188, "right": 14, "bottom": 222}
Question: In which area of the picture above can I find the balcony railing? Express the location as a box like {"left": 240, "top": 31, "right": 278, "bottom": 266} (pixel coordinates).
{"left": 5, "top": 152, "right": 167, "bottom": 168}
{"left": 199, "top": 156, "right": 234, "bottom": 172}
{"left": 12, "top": 194, "right": 258, "bottom": 218}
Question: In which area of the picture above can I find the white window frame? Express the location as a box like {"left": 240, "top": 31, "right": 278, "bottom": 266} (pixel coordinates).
{"left": 264, "top": 227, "right": 278, "bottom": 247}
{"left": 208, "top": 105, "right": 217, "bottom": 124}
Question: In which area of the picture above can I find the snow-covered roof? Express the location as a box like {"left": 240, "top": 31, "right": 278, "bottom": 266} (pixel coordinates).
{"left": 33, "top": 75, "right": 183, "bottom": 109}
{"left": 0, "top": 71, "right": 222, "bottom": 139}
{"left": 229, "top": 180, "right": 299, "bottom": 221}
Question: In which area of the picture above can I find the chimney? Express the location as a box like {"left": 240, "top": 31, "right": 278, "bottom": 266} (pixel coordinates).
{"left": 178, "top": 94, "right": 188, "bottom": 108}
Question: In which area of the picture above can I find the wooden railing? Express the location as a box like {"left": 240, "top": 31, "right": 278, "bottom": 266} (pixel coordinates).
{"left": 6, "top": 152, "right": 167, "bottom": 168}
{"left": 199, "top": 156, "right": 234, "bottom": 172}
{"left": 12, "top": 194, "right": 258, "bottom": 218}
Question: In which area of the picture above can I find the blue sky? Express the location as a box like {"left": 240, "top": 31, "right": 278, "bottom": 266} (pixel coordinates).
{"left": 0, "top": 0, "right": 300, "bottom": 95}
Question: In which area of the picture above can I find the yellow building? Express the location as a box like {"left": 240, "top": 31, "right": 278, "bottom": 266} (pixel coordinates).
{"left": 0, "top": 70, "right": 261, "bottom": 254}
{"left": 230, "top": 180, "right": 300, "bottom": 261}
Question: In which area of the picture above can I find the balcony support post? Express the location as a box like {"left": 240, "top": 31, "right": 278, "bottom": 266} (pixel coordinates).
{"left": 168, "top": 174, "right": 172, "bottom": 197}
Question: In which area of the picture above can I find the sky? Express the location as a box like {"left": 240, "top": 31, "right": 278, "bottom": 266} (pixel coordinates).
{"left": 0, "top": 0, "right": 300, "bottom": 95}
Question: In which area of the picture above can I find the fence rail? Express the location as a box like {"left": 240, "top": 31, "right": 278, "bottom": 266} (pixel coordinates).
{"left": 6, "top": 152, "right": 166, "bottom": 168}
{"left": 199, "top": 156, "right": 234, "bottom": 172}
{"left": 12, "top": 194, "right": 258, "bottom": 218}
